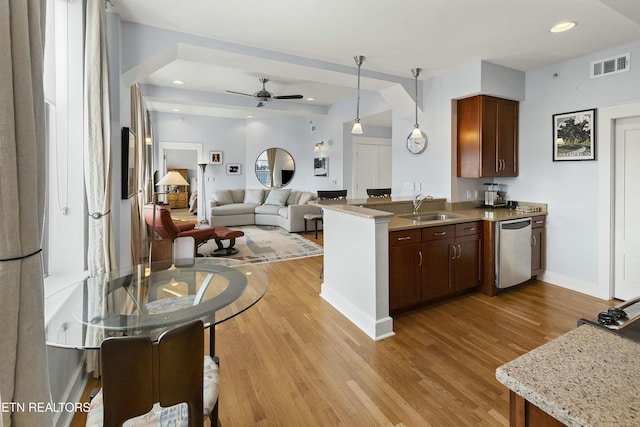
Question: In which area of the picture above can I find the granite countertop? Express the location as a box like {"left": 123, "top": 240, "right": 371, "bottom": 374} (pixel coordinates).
{"left": 313, "top": 197, "right": 547, "bottom": 231}
{"left": 387, "top": 206, "right": 547, "bottom": 231}
{"left": 496, "top": 324, "right": 640, "bottom": 426}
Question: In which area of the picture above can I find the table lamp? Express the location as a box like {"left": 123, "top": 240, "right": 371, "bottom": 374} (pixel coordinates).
{"left": 151, "top": 170, "right": 190, "bottom": 241}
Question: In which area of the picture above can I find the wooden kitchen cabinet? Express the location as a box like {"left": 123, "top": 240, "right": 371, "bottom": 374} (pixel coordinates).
{"left": 389, "top": 222, "right": 483, "bottom": 314}
{"left": 389, "top": 229, "right": 422, "bottom": 312}
{"left": 457, "top": 95, "right": 519, "bottom": 178}
{"left": 531, "top": 215, "right": 546, "bottom": 277}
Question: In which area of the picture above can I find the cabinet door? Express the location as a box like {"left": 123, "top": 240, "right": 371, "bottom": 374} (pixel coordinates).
{"left": 422, "top": 238, "right": 454, "bottom": 302}
{"left": 389, "top": 244, "right": 422, "bottom": 312}
{"left": 531, "top": 227, "right": 545, "bottom": 276}
{"left": 496, "top": 98, "right": 518, "bottom": 176}
{"left": 481, "top": 96, "right": 499, "bottom": 177}
{"left": 454, "top": 233, "right": 483, "bottom": 293}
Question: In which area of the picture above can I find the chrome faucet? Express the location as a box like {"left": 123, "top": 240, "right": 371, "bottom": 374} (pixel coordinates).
{"left": 412, "top": 194, "right": 433, "bottom": 214}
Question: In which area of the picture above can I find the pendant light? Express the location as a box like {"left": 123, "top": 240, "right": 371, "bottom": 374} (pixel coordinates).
{"left": 406, "top": 68, "right": 428, "bottom": 154}
{"left": 351, "top": 55, "right": 365, "bottom": 134}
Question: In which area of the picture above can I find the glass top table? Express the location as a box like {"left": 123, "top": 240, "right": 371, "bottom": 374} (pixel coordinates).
{"left": 45, "top": 258, "right": 269, "bottom": 350}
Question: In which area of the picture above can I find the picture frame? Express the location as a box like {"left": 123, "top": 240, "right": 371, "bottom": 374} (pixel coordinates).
{"left": 314, "top": 157, "right": 328, "bottom": 177}
{"left": 226, "top": 163, "right": 241, "bottom": 175}
{"left": 552, "top": 109, "right": 596, "bottom": 161}
{"left": 210, "top": 151, "right": 223, "bottom": 164}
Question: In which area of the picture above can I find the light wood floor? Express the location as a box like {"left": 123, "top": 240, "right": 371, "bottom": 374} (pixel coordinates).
{"left": 71, "top": 230, "right": 612, "bottom": 426}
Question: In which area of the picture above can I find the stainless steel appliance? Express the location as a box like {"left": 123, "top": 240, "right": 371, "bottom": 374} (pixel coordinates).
{"left": 484, "top": 183, "right": 506, "bottom": 207}
{"left": 495, "top": 218, "right": 532, "bottom": 288}
{"left": 579, "top": 296, "right": 640, "bottom": 342}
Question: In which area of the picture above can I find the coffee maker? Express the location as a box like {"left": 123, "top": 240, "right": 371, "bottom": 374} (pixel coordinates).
{"left": 484, "top": 183, "right": 505, "bottom": 207}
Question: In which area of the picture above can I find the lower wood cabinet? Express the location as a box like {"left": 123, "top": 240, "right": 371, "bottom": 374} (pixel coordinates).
{"left": 531, "top": 215, "right": 546, "bottom": 277}
{"left": 390, "top": 221, "right": 483, "bottom": 314}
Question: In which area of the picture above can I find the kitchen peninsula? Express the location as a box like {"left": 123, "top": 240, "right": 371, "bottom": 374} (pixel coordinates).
{"left": 496, "top": 323, "right": 640, "bottom": 426}
{"left": 317, "top": 196, "right": 547, "bottom": 340}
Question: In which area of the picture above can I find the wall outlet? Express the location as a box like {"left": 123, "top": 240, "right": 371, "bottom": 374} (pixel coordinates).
{"left": 415, "top": 182, "right": 422, "bottom": 191}
{"left": 207, "top": 177, "right": 214, "bottom": 182}
{"left": 466, "top": 189, "right": 472, "bottom": 200}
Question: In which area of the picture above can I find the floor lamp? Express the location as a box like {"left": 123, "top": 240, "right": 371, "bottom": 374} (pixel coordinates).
{"left": 149, "top": 170, "right": 190, "bottom": 264}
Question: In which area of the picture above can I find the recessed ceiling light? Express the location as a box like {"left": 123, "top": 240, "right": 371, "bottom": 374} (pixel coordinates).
{"left": 172, "top": 108, "right": 180, "bottom": 112}
{"left": 246, "top": 115, "right": 253, "bottom": 118}
{"left": 550, "top": 21, "right": 577, "bottom": 33}
{"left": 306, "top": 97, "right": 315, "bottom": 102}
{"left": 172, "top": 80, "right": 185, "bottom": 85}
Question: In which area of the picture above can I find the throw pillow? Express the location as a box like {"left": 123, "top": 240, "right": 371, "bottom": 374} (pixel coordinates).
{"left": 244, "top": 188, "right": 265, "bottom": 205}
{"left": 286, "top": 190, "right": 302, "bottom": 206}
{"left": 212, "top": 190, "right": 233, "bottom": 205}
{"left": 298, "top": 191, "right": 315, "bottom": 205}
{"left": 264, "top": 188, "right": 291, "bottom": 207}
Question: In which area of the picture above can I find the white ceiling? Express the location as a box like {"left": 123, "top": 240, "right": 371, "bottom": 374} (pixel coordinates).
{"left": 111, "top": 0, "right": 640, "bottom": 127}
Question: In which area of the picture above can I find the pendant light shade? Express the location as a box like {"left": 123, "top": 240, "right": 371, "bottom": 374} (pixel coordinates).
{"left": 351, "top": 55, "right": 365, "bottom": 135}
{"left": 406, "top": 67, "right": 428, "bottom": 154}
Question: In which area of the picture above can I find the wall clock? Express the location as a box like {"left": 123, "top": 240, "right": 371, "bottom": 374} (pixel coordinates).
{"left": 407, "top": 129, "right": 428, "bottom": 154}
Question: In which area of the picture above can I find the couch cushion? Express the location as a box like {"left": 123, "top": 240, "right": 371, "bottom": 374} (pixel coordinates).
{"left": 212, "top": 190, "right": 233, "bottom": 205}
{"left": 264, "top": 188, "right": 291, "bottom": 206}
{"left": 255, "top": 204, "right": 281, "bottom": 215}
{"left": 298, "top": 191, "right": 315, "bottom": 205}
{"left": 244, "top": 189, "right": 264, "bottom": 204}
{"left": 230, "top": 189, "right": 245, "bottom": 203}
{"left": 277, "top": 207, "right": 289, "bottom": 219}
{"left": 286, "top": 190, "right": 301, "bottom": 206}
{"left": 211, "top": 203, "right": 258, "bottom": 216}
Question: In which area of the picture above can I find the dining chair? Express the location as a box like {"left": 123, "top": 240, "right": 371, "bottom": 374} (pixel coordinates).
{"left": 85, "top": 320, "right": 219, "bottom": 427}
{"left": 366, "top": 188, "right": 391, "bottom": 198}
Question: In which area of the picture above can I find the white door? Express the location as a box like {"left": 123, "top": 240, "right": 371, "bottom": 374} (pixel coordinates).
{"left": 614, "top": 116, "right": 640, "bottom": 300}
{"left": 353, "top": 137, "right": 392, "bottom": 198}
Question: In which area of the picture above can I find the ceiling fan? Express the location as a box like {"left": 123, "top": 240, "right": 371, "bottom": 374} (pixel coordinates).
{"left": 226, "top": 78, "right": 303, "bottom": 107}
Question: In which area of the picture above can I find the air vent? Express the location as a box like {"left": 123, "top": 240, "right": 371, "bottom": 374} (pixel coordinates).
{"left": 591, "top": 53, "right": 630, "bottom": 78}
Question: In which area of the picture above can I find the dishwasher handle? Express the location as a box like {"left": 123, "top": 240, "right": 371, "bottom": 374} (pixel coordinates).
{"left": 500, "top": 219, "right": 531, "bottom": 230}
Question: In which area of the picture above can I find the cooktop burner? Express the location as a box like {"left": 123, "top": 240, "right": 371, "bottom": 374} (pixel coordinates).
{"left": 578, "top": 296, "right": 640, "bottom": 342}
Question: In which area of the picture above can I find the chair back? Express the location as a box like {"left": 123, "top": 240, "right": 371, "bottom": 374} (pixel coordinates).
{"left": 100, "top": 320, "right": 205, "bottom": 427}
{"left": 366, "top": 188, "right": 391, "bottom": 198}
{"left": 317, "top": 190, "right": 347, "bottom": 200}
{"left": 144, "top": 205, "right": 181, "bottom": 240}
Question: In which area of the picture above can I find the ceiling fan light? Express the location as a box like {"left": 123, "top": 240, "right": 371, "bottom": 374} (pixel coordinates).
{"left": 351, "top": 120, "right": 363, "bottom": 135}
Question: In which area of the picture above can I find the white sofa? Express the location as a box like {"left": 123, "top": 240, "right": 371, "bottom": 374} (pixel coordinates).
{"left": 209, "top": 188, "right": 321, "bottom": 233}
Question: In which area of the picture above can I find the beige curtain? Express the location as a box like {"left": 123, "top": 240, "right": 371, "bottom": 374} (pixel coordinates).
{"left": 84, "top": 0, "right": 117, "bottom": 373}
{"left": 267, "top": 147, "right": 277, "bottom": 187}
{"left": 130, "top": 84, "right": 151, "bottom": 265}
{"left": 0, "top": 1, "right": 53, "bottom": 426}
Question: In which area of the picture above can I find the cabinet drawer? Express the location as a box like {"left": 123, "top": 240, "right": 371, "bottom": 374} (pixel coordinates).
{"left": 455, "top": 221, "right": 482, "bottom": 236}
{"left": 421, "top": 225, "right": 454, "bottom": 241}
{"left": 532, "top": 215, "right": 546, "bottom": 228}
{"left": 389, "top": 229, "right": 421, "bottom": 247}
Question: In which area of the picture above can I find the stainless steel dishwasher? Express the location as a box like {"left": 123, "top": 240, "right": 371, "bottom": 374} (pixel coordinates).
{"left": 495, "top": 218, "right": 532, "bottom": 289}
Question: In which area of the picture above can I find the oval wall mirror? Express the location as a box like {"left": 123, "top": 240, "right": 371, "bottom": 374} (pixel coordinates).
{"left": 255, "top": 148, "right": 295, "bottom": 188}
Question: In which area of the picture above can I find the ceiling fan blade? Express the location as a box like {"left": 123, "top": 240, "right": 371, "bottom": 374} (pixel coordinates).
{"left": 273, "top": 95, "right": 304, "bottom": 100}
{"left": 226, "top": 90, "right": 254, "bottom": 97}
{"left": 256, "top": 101, "right": 265, "bottom": 108}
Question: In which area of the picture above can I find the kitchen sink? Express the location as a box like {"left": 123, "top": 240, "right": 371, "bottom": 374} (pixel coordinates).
{"left": 400, "top": 212, "right": 462, "bottom": 222}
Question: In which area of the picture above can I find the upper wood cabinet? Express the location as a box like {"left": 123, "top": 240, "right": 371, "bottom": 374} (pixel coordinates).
{"left": 457, "top": 95, "right": 519, "bottom": 178}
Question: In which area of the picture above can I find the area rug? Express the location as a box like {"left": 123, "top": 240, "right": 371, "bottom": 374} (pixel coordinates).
{"left": 197, "top": 225, "right": 323, "bottom": 264}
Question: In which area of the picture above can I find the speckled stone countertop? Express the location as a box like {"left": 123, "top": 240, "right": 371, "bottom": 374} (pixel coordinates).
{"left": 496, "top": 324, "right": 640, "bottom": 426}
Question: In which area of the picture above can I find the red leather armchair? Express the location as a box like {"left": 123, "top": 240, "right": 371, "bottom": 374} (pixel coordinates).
{"left": 144, "top": 205, "right": 219, "bottom": 247}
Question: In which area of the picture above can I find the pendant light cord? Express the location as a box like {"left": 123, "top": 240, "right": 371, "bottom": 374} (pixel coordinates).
{"left": 354, "top": 56, "right": 365, "bottom": 119}
{"left": 412, "top": 68, "right": 422, "bottom": 127}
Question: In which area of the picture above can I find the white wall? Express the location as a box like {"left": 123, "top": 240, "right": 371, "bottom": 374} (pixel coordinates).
{"left": 497, "top": 39, "right": 640, "bottom": 296}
